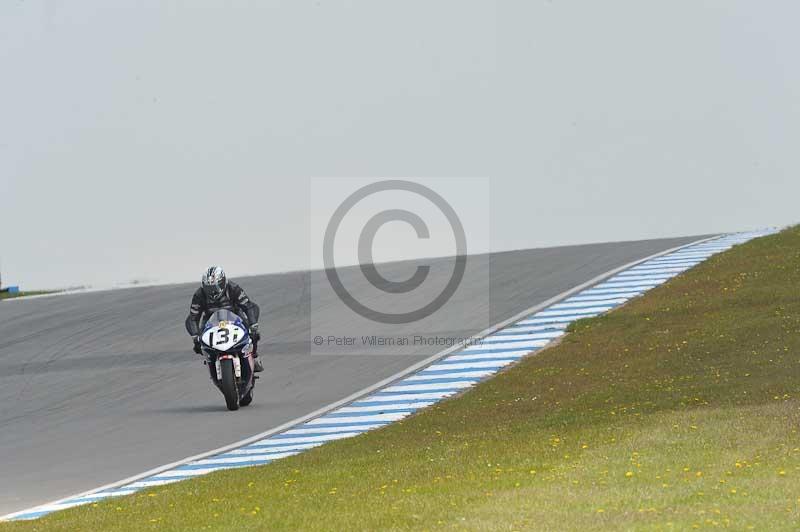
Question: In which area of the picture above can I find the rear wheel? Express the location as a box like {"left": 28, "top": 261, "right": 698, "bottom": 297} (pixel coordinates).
{"left": 220, "top": 359, "right": 239, "bottom": 411}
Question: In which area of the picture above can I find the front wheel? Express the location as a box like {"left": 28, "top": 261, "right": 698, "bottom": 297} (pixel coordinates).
{"left": 220, "top": 358, "right": 239, "bottom": 411}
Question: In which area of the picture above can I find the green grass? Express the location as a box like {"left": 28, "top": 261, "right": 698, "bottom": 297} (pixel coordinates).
{"left": 6, "top": 228, "right": 800, "bottom": 531}
{"left": 0, "top": 290, "right": 53, "bottom": 301}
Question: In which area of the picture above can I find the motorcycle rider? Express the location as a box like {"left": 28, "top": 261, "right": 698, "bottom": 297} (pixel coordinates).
{"left": 185, "top": 266, "right": 264, "bottom": 373}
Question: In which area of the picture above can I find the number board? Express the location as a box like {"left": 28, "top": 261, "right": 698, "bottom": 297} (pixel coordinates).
{"left": 201, "top": 324, "right": 246, "bottom": 351}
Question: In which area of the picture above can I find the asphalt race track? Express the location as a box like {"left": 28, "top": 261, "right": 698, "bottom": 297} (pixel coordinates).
{"left": 0, "top": 236, "right": 703, "bottom": 515}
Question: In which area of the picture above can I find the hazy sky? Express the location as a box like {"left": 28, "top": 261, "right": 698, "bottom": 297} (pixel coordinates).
{"left": 2, "top": 1, "right": 798, "bottom": 289}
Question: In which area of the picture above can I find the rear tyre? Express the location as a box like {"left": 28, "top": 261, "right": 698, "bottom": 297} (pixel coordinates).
{"left": 220, "top": 359, "right": 239, "bottom": 411}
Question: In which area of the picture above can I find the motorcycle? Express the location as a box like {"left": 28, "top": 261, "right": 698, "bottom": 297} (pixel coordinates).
{"left": 199, "top": 309, "right": 256, "bottom": 411}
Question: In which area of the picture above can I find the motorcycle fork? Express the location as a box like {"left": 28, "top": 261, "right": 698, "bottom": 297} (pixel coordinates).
{"left": 215, "top": 354, "right": 241, "bottom": 380}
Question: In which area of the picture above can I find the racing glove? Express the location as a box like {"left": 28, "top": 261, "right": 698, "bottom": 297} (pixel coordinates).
{"left": 193, "top": 336, "right": 202, "bottom": 354}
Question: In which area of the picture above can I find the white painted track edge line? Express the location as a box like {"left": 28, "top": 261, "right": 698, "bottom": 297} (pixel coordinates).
{"left": 0, "top": 234, "right": 723, "bottom": 521}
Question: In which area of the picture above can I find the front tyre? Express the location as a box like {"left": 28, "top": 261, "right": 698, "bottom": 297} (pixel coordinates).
{"left": 220, "top": 358, "right": 239, "bottom": 411}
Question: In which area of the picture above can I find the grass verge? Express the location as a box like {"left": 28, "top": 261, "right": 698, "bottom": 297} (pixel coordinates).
{"left": 5, "top": 228, "right": 800, "bottom": 531}
{"left": 0, "top": 291, "right": 54, "bottom": 301}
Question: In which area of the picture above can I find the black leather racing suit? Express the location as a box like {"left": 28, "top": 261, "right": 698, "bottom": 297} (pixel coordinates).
{"left": 185, "top": 281, "right": 261, "bottom": 346}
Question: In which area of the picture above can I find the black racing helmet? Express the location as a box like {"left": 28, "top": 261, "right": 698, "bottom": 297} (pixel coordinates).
{"left": 201, "top": 266, "right": 227, "bottom": 300}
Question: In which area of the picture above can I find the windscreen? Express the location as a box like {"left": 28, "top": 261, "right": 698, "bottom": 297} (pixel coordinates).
{"left": 204, "top": 309, "right": 245, "bottom": 328}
